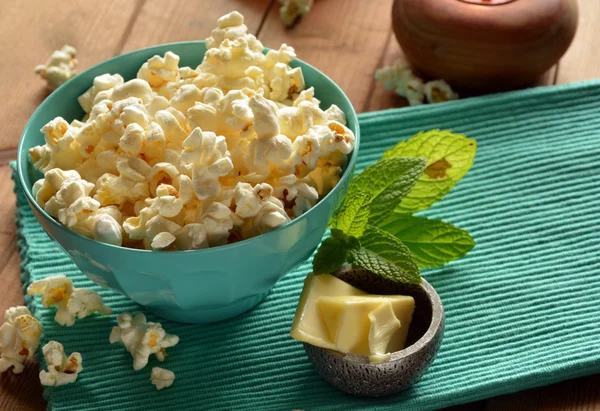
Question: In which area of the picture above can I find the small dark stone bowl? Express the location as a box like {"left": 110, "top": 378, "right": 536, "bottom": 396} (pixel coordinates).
{"left": 303, "top": 265, "right": 444, "bottom": 397}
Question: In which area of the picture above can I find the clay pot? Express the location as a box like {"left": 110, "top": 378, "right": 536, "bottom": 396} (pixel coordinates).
{"left": 392, "top": 0, "right": 579, "bottom": 91}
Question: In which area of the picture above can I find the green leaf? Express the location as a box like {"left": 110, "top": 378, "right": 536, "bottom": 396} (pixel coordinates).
{"left": 380, "top": 213, "right": 475, "bottom": 268}
{"left": 312, "top": 229, "right": 361, "bottom": 274}
{"left": 330, "top": 190, "right": 371, "bottom": 237}
{"left": 348, "top": 157, "right": 427, "bottom": 224}
{"left": 384, "top": 130, "right": 477, "bottom": 214}
{"left": 348, "top": 225, "right": 421, "bottom": 285}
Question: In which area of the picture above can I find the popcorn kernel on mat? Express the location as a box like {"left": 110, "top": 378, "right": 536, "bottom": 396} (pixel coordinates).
{"left": 109, "top": 312, "right": 179, "bottom": 371}
{"left": 29, "top": 10, "right": 356, "bottom": 251}
{"left": 151, "top": 367, "right": 175, "bottom": 390}
{"left": 0, "top": 307, "right": 42, "bottom": 374}
{"left": 27, "top": 275, "right": 112, "bottom": 326}
{"left": 39, "top": 341, "right": 83, "bottom": 386}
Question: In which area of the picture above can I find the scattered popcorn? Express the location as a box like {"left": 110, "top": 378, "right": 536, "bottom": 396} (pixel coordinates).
{"left": 278, "top": 0, "right": 314, "bottom": 27}
{"left": 424, "top": 79, "right": 459, "bottom": 104}
{"left": 375, "top": 59, "right": 459, "bottom": 106}
{"left": 29, "top": 11, "right": 356, "bottom": 251}
{"left": 0, "top": 307, "right": 42, "bottom": 374}
{"left": 150, "top": 367, "right": 175, "bottom": 390}
{"left": 109, "top": 312, "right": 179, "bottom": 371}
{"left": 39, "top": 341, "right": 83, "bottom": 386}
{"left": 35, "top": 45, "right": 78, "bottom": 90}
{"left": 27, "top": 275, "right": 112, "bottom": 326}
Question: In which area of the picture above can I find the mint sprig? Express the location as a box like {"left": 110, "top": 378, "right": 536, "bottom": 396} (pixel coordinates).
{"left": 312, "top": 130, "right": 477, "bottom": 286}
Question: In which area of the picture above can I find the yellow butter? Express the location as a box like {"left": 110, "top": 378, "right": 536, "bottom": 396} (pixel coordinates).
{"left": 290, "top": 274, "right": 416, "bottom": 362}
{"left": 316, "top": 296, "right": 414, "bottom": 357}
{"left": 290, "top": 274, "right": 366, "bottom": 349}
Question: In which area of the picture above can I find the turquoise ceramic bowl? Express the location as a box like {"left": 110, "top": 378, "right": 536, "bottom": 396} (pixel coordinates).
{"left": 17, "top": 41, "right": 359, "bottom": 324}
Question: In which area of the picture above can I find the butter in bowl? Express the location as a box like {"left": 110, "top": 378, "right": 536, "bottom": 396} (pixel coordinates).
{"left": 292, "top": 265, "right": 444, "bottom": 397}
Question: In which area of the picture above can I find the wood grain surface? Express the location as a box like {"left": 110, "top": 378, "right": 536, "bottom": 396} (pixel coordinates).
{"left": 0, "top": 0, "right": 598, "bottom": 410}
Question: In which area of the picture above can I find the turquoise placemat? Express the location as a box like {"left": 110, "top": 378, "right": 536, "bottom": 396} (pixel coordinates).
{"left": 13, "top": 79, "right": 600, "bottom": 411}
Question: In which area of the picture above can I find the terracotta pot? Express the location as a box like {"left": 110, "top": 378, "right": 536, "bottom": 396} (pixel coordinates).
{"left": 392, "top": 0, "right": 579, "bottom": 91}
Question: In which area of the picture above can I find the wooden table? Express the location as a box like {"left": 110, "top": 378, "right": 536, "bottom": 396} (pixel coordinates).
{"left": 1, "top": 1, "right": 599, "bottom": 410}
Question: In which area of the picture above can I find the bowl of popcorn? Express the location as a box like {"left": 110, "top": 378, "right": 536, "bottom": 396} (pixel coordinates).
{"left": 16, "top": 11, "right": 359, "bottom": 324}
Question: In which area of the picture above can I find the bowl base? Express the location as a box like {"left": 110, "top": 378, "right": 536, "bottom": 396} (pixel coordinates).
{"left": 147, "top": 291, "right": 269, "bottom": 324}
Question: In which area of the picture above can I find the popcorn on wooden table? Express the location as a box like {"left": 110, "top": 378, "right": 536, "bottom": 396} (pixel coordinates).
{"left": 39, "top": 341, "right": 83, "bottom": 386}
{"left": 0, "top": 307, "right": 42, "bottom": 374}
{"left": 28, "top": 10, "right": 356, "bottom": 251}
{"left": 35, "top": 45, "right": 78, "bottom": 90}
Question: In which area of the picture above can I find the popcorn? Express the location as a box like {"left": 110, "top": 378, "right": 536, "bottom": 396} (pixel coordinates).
{"left": 424, "top": 79, "right": 459, "bottom": 103}
{"left": 35, "top": 45, "right": 77, "bottom": 90}
{"left": 182, "top": 128, "right": 234, "bottom": 200}
{"left": 0, "top": 306, "right": 42, "bottom": 374}
{"left": 138, "top": 52, "right": 180, "bottom": 90}
{"left": 324, "top": 104, "right": 347, "bottom": 125}
{"left": 151, "top": 232, "right": 176, "bottom": 250}
{"left": 196, "top": 202, "right": 237, "bottom": 246}
{"left": 66, "top": 288, "right": 112, "bottom": 319}
{"left": 29, "top": 11, "right": 356, "bottom": 251}
{"left": 27, "top": 275, "right": 111, "bottom": 326}
{"left": 277, "top": 88, "right": 327, "bottom": 139}
{"left": 174, "top": 223, "right": 209, "bottom": 250}
{"left": 151, "top": 367, "right": 175, "bottom": 390}
{"left": 39, "top": 341, "right": 83, "bottom": 386}
{"left": 278, "top": 0, "right": 314, "bottom": 27}
{"left": 375, "top": 59, "right": 459, "bottom": 106}
{"left": 273, "top": 174, "right": 318, "bottom": 217}
{"left": 78, "top": 73, "right": 124, "bottom": 113}
{"left": 109, "top": 312, "right": 179, "bottom": 371}
{"left": 234, "top": 182, "right": 290, "bottom": 235}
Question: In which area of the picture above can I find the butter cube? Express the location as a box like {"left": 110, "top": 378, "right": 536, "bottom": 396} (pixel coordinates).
{"left": 290, "top": 274, "right": 366, "bottom": 349}
{"left": 316, "top": 296, "right": 414, "bottom": 359}
{"left": 290, "top": 274, "right": 416, "bottom": 363}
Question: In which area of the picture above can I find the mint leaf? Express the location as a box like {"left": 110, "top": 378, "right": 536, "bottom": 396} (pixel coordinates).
{"left": 313, "top": 229, "right": 361, "bottom": 274}
{"left": 348, "top": 225, "right": 421, "bottom": 284}
{"left": 380, "top": 213, "right": 475, "bottom": 268}
{"left": 348, "top": 157, "right": 427, "bottom": 224}
{"left": 384, "top": 130, "right": 476, "bottom": 214}
{"left": 330, "top": 190, "right": 371, "bottom": 237}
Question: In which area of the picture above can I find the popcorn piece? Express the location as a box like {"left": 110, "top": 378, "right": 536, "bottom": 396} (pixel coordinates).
{"left": 233, "top": 182, "right": 290, "bottom": 235}
{"left": 27, "top": 275, "right": 73, "bottom": 325}
{"left": 151, "top": 232, "right": 176, "bottom": 250}
{"left": 28, "top": 275, "right": 111, "bottom": 326}
{"left": 182, "top": 128, "right": 234, "bottom": 200}
{"left": 151, "top": 367, "right": 175, "bottom": 390}
{"left": 109, "top": 313, "right": 179, "bottom": 371}
{"left": 273, "top": 174, "right": 318, "bottom": 217}
{"left": 138, "top": 52, "right": 180, "bottom": 89}
{"left": 66, "top": 288, "right": 112, "bottom": 319}
{"left": 267, "top": 63, "right": 305, "bottom": 102}
{"left": 196, "top": 202, "right": 236, "bottom": 246}
{"left": 0, "top": 307, "right": 42, "bottom": 374}
{"left": 278, "top": 0, "right": 314, "bottom": 27}
{"left": 375, "top": 59, "right": 459, "bottom": 106}
{"left": 78, "top": 73, "right": 124, "bottom": 113}
{"left": 174, "top": 223, "right": 209, "bottom": 250}
{"left": 110, "top": 79, "right": 153, "bottom": 104}
{"left": 205, "top": 11, "right": 248, "bottom": 49}
{"left": 424, "top": 79, "right": 459, "bottom": 103}
{"left": 35, "top": 45, "right": 77, "bottom": 90}
{"left": 277, "top": 88, "right": 327, "bottom": 139}
{"left": 324, "top": 104, "right": 347, "bottom": 125}
{"left": 39, "top": 341, "right": 82, "bottom": 386}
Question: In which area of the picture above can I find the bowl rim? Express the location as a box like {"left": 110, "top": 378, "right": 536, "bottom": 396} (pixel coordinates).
{"left": 311, "top": 276, "right": 444, "bottom": 365}
{"left": 17, "top": 40, "right": 360, "bottom": 255}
